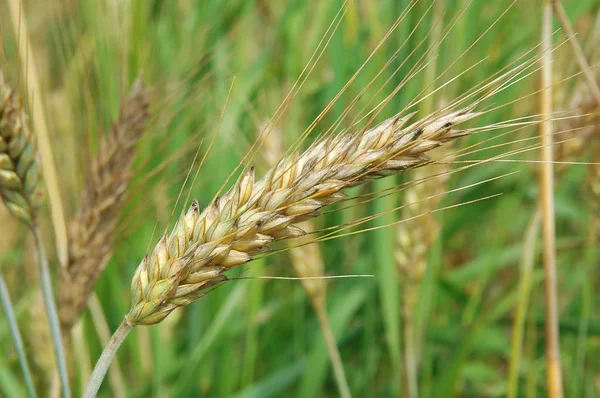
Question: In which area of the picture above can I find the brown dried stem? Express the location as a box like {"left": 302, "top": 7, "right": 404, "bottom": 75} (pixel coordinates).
{"left": 540, "top": 5, "right": 564, "bottom": 398}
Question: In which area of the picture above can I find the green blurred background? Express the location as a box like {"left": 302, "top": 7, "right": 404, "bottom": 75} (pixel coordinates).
{"left": 0, "top": 0, "right": 599, "bottom": 396}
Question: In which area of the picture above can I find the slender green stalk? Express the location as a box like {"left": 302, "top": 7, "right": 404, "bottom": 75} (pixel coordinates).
{"left": 0, "top": 272, "right": 37, "bottom": 397}
{"left": 507, "top": 211, "right": 541, "bottom": 398}
{"left": 83, "top": 321, "right": 133, "bottom": 398}
{"left": 88, "top": 295, "right": 127, "bottom": 398}
{"left": 31, "top": 226, "right": 70, "bottom": 398}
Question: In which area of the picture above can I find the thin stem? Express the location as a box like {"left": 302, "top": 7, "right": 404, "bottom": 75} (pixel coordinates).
{"left": 507, "top": 210, "right": 541, "bottom": 398}
{"left": 88, "top": 294, "right": 128, "bottom": 398}
{"left": 315, "top": 305, "right": 352, "bottom": 398}
{"left": 83, "top": 321, "right": 133, "bottom": 398}
{"left": 0, "top": 272, "right": 37, "bottom": 397}
{"left": 540, "top": 5, "right": 564, "bottom": 398}
{"left": 552, "top": 0, "right": 600, "bottom": 107}
{"left": 31, "top": 225, "right": 71, "bottom": 398}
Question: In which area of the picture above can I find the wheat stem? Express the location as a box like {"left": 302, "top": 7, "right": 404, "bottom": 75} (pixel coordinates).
{"left": 315, "top": 307, "right": 351, "bottom": 398}
{"left": 31, "top": 225, "right": 71, "bottom": 398}
{"left": 540, "top": 5, "right": 564, "bottom": 398}
{"left": 0, "top": 271, "right": 37, "bottom": 398}
{"left": 83, "top": 321, "right": 133, "bottom": 398}
{"left": 88, "top": 294, "right": 127, "bottom": 398}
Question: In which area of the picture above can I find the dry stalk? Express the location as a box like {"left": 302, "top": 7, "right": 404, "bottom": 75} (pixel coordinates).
{"left": 395, "top": 147, "right": 451, "bottom": 398}
{"left": 258, "top": 123, "right": 351, "bottom": 398}
{"left": 83, "top": 104, "right": 482, "bottom": 397}
{"left": 540, "top": 5, "right": 564, "bottom": 398}
{"left": 58, "top": 78, "right": 150, "bottom": 332}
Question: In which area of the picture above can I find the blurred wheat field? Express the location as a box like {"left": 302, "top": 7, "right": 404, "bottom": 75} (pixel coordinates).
{"left": 0, "top": 0, "right": 599, "bottom": 397}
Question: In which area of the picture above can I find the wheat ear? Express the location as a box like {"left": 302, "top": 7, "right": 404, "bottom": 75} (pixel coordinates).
{"left": 58, "top": 78, "right": 149, "bottom": 332}
{"left": 259, "top": 124, "right": 351, "bottom": 398}
{"left": 0, "top": 73, "right": 71, "bottom": 398}
{"left": 83, "top": 105, "right": 480, "bottom": 397}
{"left": 0, "top": 75, "right": 43, "bottom": 224}
{"left": 395, "top": 147, "right": 451, "bottom": 397}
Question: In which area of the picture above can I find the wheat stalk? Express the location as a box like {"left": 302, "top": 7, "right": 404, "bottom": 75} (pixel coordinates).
{"left": 0, "top": 72, "right": 71, "bottom": 397}
{"left": 82, "top": 104, "right": 480, "bottom": 396}
{"left": 58, "top": 78, "right": 150, "bottom": 332}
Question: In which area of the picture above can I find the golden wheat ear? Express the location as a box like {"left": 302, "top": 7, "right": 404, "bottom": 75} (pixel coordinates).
{"left": 58, "top": 77, "right": 150, "bottom": 332}
{"left": 0, "top": 73, "right": 44, "bottom": 225}
{"left": 125, "top": 106, "right": 479, "bottom": 326}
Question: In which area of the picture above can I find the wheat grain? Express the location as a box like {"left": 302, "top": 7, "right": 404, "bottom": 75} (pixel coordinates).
{"left": 0, "top": 73, "right": 44, "bottom": 225}
{"left": 58, "top": 78, "right": 150, "bottom": 331}
{"left": 126, "top": 106, "right": 478, "bottom": 326}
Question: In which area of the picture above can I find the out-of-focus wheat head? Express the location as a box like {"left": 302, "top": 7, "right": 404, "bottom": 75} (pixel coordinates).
{"left": 556, "top": 78, "right": 600, "bottom": 167}
{"left": 58, "top": 78, "right": 150, "bottom": 331}
{"left": 395, "top": 147, "right": 452, "bottom": 302}
{"left": 125, "top": 107, "right": 479, "bottom": 326}
{"left": 0, "top": 73, "right": 43, "bottom": 225}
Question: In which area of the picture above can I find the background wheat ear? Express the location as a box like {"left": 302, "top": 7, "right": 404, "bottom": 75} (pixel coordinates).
{"left": 258, "top": 122, "right": 351, "bottom": 398}
{"left": 0, "top": 72, "right": 44, "bottom": 225}
{"left": 0, "top": 70, "right": 70, "bottom": 397}
{"left": 395, "top": 146, "right": 452, "bottom": 398}
{"left": 58, "top": 77, "right": 150, "bottom": 332}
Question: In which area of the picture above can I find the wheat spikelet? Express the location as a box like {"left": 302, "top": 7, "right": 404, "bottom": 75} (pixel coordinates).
{"left": 58, "top": 78, "right": 150, "bottom": 331}
{"left": 0, "top": 73, "right": 43, "bottom": 225}
{"left": 258, "top": 124, "right": 325, "bottom": 304}
{"left": 125, "top": 106, "right": 479, "bottom": 326}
